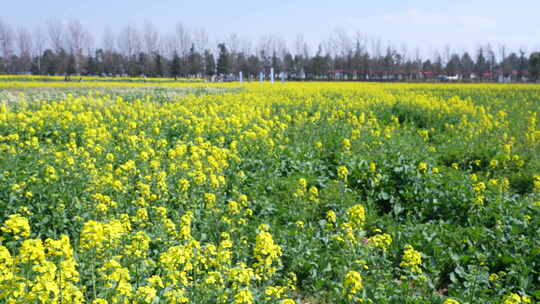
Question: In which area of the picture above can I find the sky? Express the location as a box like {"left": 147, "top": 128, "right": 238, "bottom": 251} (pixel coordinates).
{"left": 2, "top": 0, "right": 540, "bottom": 57}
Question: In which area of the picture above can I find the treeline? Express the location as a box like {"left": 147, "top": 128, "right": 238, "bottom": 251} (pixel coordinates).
{"left": 1, "top": 18, "right": 540, "bottom": 81}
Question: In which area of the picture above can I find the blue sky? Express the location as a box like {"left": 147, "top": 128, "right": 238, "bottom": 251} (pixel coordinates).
{"left": 2, "top": 0, "right": 539, "bottom": 55}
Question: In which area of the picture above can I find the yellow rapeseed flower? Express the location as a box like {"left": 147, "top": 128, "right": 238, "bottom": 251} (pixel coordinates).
{"left": 1, "top": 213, "right": 31, "bottom": 239}
{"left": 343, "top": 270, "right": 363, "bottom": 298}
{"left": 400, "top": 244, "right": 423, "bottom": 274}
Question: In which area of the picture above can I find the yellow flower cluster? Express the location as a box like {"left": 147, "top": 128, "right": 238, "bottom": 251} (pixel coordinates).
{"left": 533, "top": 175, "right": 540, "bottom": 192}
{"left": 418, "top": 162, "right": 428, "bottom": 173}
{"left": 400, "top": 244, "right": 423, "bottom": 274}
{"left": 502, "top": 293, "right": 532, "bottom": 304}
{"left": 308, "top": 186, "right": 319, "bottom": 202}
{"left": 1, "top": 214, "right": 30, "bottom": 240}
{"left": 343, "top": 270, "right": 363, "bottom": 299}
{"left": 337, "top": 166, "right": 349, "bottom": 182}
{"left": 253, "top": 224, "right": 283, "bottom": 280}
{"left": 0, "top": 208, "right": 291, "bottom": 303}
{"left": 346, "top": 204, "right": 366, "bottom": 229}
{"left": 334, "top": 204, "right": 367, "bottom": 243}
{"left": 80, "top": 219, "right": 128, "bottom": 251}
{"left": 293, "top": 178, "right": 308, "bottom": 198}
{"left": 342, "top": 138, "right": 351, "bottom": 150}
{"left": 0, "top": 235, "right": 83, "bottom": 303}
{"left": 326, "top": 210, "right": 337, "bottom": 224}
{"left": 368, "top": 229, "right": 393, "bottom": 252}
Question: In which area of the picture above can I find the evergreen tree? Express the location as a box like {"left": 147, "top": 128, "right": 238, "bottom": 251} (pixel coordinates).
{"left": 155, "top": 53, "right": 164, "bottom": 77}
{"left": 66, "top": 54, "right": 77, "bottom": 76}
{"left": 170, "top": 51, "right": 181, "bottom": 78}
{"left": 293, "top": 55, "right": 305, "bottom": 78}
{"left": 30, "top": 57, "right": 40, "bottom": 75}
{"left": 136, "top": 52, "right": 147, "bottom": 75}
{"left": 216, "top": 43, "right": 230, "bottom": 76}
{"left": 475, "top": 47, "right": 487, "bottom": 75}
{"left": 501, "top": 52, "right": 517, "bottom": 76}
{"left": 361, "top": 53, "right": 370, "bottom": 79}
{"left": 383, "top": 47, "right": 397, "bottom": 75}
{"left": 41, "top": 50, "right": 56, "bottom": 75}
{"left": 351, "top": 43, "right": 364, "bottom": 79}
{"left": 56, "top": 48, "right": 68, "bottom": 75}
{"left": 461, "top": 52, "right": 474, "bottom": 76}
{"left": 283, "top": 53, "right": 294, "bottom": 77}
{"left": 246, "top": 55, "right": 260, "bottom": 78}
{"left": 529, "top": 52, "right": 540, "bottom": 81}
{"left": 85, "top": 55, "right": 98, "bottom": 75}
{"left": 0, "top": 57, "right": 5, "bottom": 73}
{"left": 310, "top": 45, "right": 327, "bottom": 78}
{"left": 94, "top": 49, "right": 105, "bottom": 75}
{"left": 187, "top": 44, "right": 203, "bottom": 76}
{"left": 422, "top": 60, "right": 432, "bottom": 71}
{"left": 271, "top": 51, "right": 280, "bottom": 72}
{"left": 518, "top": 50, "right": 528, "bottom": 79}
{"left": 203, "top": 50, "right": 215, "bottom": 77}
{"left": 433, "top": 54, "right": 443, "bottom": 75}
{"left": 236, "top": 52, "right": 248, "bottom": 75}
{"left": 445, "top": 54, "right": 461, "bottom": 75}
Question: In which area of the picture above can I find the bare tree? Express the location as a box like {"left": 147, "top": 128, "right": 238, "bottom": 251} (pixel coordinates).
{"left": 16, "top": 26, "right": 32, "bottom": 56}
{"left": 257, "top": 34, "right": 287, "bottom": 58}
{"left": 226, "top": 33, "right": 241, "bottom": 55}
{"left": 331, "top": 28, "right": 353, "bottom": 57}
{"left": 142, "top": 20, "right": 159, "bottom": 55}
{"left": 274, "top": 37, "right": 288, "bottom": 59}
{"left": 33, "top": 27, "right": 47, "bottom": 57}
{"left": 257, "top": 34, "right": 273, "bottom": 58}
{"left": 15, "top": 25, "right": 33, "bottom": 72}
{"left": 66, "top": 19, "right": 87, "bottom": 55}
{"left": 239, "top": 38, "right": 253, "bottom": 56}
{"left": 370, "top": 37, "right": 382, "bottom": 60}
{"left": 321, "top": 35, "right": 335, "bottom": 57}
{"left": 140, "top": 20, "right": 160, "bottom": 75}
{"left": 83, "top": 30, "right": 94, "bottom": 55}
{"left": 163, "top": 34, "right": 176, "bottom": 59}
{"left": 414, "top": 47, "right": 422, "bottom": 70}
{"left": 443, "top": 44, "right": 451, "bottom": 66}
{"left": 293, "top": 34, "right": 310, "bottom": 58}
{"left": 485, "top": 43, "right": 496, "bottom": 75}
{"left": 117, "top": 24, "right": 142, "bottom": 75}
{"left": 498, "top": 43, "right": 507, "bottom": 65}
{"left": 400, "top": 43, "right": 408, "bottom": 60}
{"left": 101, "top": 27, "right": 117, "bottom": 75}
{"left": 173, "top": 22, "right": 191, "bottom": 56}
{"left": 354, "top": 31, "right": 367, "bottom": 54}
{"left": 64, "top": 19, "right": 94, "bottom": 74}
{"left": 0, "top": 18, "right": 15, "bottom": 59}
{"left": 32, "top": 27, "right": 47, "bottom": 73}
{"left": 102, "top": 27, "right": 116, "bottom": 52}
{"left": 117, "top": 24, "right": 141, "bottom": 58}
{"left": 156, "top": 36, "right": 168, "bottom": 59}
{"left": 293, "top": 34, "right": 305, "bottom": 57}
{"left": 192, "top": 27, "right": 209, "bottom": 53}
{"left": 47, "top": 18, "right": 65, "bottom": 53}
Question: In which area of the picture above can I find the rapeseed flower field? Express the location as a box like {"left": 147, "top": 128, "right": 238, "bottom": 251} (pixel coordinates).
{"left": 0, "top": 81, "right": 539, "bottom": 303}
